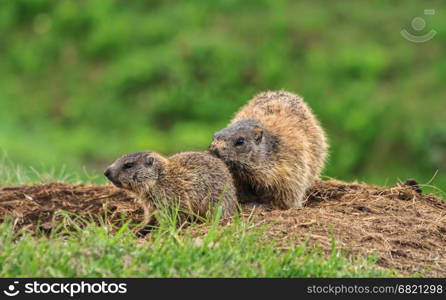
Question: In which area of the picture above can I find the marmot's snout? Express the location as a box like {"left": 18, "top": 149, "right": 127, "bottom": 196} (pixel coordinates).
{"left": 208, "top": 144, "right": 220, "bottom": 158}
{"left": 104, "top": 167, "right": 122, "bottom": 187}
{"left": 104, "top": 168, "right": 111, "bottom": 179}
{"left": 209, "top": 140, "right": 228, "bottom": 160}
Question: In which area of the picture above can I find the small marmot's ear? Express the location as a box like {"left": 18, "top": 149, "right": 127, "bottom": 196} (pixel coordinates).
{"left": 254, "top": 128, "right": 263, "bottom": 144}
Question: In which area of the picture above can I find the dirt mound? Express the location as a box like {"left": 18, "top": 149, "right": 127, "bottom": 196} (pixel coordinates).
{"left": 0, "top": 180, "right": 445, "bottom": 276}
{"left": 241, "top": 180, "right": 446, "bottom": 277}
{"left": 0, "top": 183, "right": 138, "bottom": 231}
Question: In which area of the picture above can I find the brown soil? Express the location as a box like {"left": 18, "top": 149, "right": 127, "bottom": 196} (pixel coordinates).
{"left": 0, "top": 180, "right": 445, "bottom": 277}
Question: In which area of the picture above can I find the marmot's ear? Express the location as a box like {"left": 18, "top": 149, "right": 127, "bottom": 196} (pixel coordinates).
{"left": 145, "top": 156, "right": 155, "bottom": 167}
{"left": 254, "top": 128, "right": 263, "bottom": 144}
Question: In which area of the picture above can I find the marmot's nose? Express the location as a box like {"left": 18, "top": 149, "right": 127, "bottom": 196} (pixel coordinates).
{"left": 104, "top": 168, "right": 112, "bottom": 179}
{"left": 209, "top": 144, "right": 220, "bottom": 157}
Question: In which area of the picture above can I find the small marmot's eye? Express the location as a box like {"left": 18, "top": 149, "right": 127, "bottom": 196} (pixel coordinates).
{"left": 123, "top": 162, "right": 134, "bottom": 170}
{"left": 234, "top": 137, "right": 245, "bottom": 146}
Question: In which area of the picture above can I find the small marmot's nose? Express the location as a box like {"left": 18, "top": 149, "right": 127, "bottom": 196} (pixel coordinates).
{"left": 104, "top": 168, "right": 112, "bottom": 179}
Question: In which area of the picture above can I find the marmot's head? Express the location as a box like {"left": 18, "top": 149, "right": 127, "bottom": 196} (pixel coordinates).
{"left": 104, "top": 151, "right": 166, "bottom": 192}
{"left": 209, "top": 119, "right": 271, "bottom": 171}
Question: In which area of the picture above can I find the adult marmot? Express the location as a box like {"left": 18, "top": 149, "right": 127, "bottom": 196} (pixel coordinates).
{"left": 209, "top": 90, "right": 328, "bottom": 209}
{"left": 104, "top": 151, "right": 238, "bottom": 223}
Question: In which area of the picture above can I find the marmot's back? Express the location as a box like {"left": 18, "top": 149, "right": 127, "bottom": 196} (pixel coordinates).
{"left": 236, "top": 90, "right": 305, "bottom": 117}
{"left": 234, "top": 91, "right": 323, "bottom": 142}
{"left": 166, "top": 152, "right": 237, "bottom": 216}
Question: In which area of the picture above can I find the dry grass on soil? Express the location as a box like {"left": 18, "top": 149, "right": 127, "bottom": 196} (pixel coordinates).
{"left": 0, "top": 179, "right": 445, "bottom": 277}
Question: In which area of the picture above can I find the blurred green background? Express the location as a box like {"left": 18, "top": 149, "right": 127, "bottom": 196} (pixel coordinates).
{"left": 0, "top": 0, "right": 445, "bottom": 190}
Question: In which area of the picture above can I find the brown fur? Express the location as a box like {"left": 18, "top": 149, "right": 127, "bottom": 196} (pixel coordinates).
{"left": 209, "top": 90, "right": 328, "bottom": 209}
{"left": 104, "top": 151, "right": 238, "bottom": 223}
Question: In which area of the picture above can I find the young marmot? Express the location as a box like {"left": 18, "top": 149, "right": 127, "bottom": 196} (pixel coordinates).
{"left": 209, "top": 90, "right": 328, "bottom": 209}
{"left": 104, "top": 151, "right": 238, "bottom": 223}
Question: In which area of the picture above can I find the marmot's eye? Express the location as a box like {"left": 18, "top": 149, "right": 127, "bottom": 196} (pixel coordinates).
{"left": 234, "top": 137, "right": 245, "bottom": 146}
{"left": 123, "top": 162, "right": 134, "bottom": 170}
